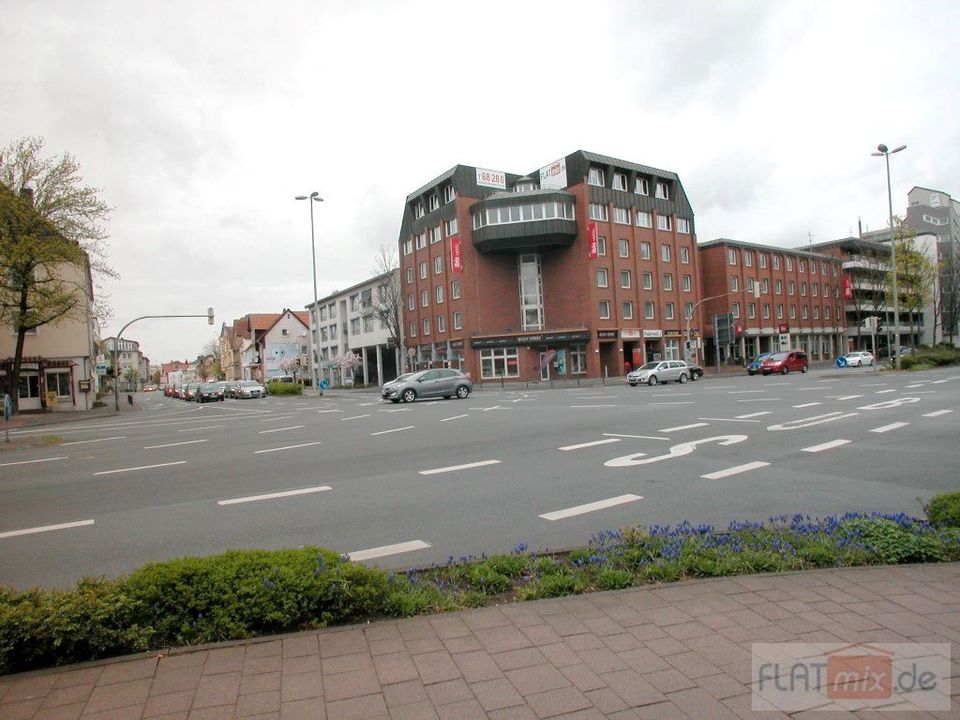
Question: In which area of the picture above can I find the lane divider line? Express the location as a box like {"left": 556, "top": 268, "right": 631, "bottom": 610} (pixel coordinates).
{"left": 702, "top": 461, "right": 770, "bottom": 480}
{"left": 0, "top": 519, "right": 95, "bottom": 540}
{"left": 558, "top": 438, "right": 621, "bottom": 451}
{"left": 603, "top": 433, "right": 670, "bottom": 440}
{"left": 441, "top": 414, "right": 469, "bottom": 422}
{"left": 0, "top": 456, "right": 69, "bottom": 467}
{"left": 348, "top": 540, "right": 431, "bottom": 562}
{"left": 419, "top": 459, "right": 500, "bottom": 475}
{"left": 371, "top": 426, "right": 415, "bottom": 436}
{"left": 258, "top": 426, "right": 305, "bottom": 434}
{"left": 923, "top": 409, "right": 952, "bottom": 418}
{"left": 735, "top": 412, "right": 771, "bottom": 419}
{"left": 61, "top": 437, "right": 125, "bottom": 446}
{"left": 219, "top": 485, "right": 332, "bottom": 506}
{"left": 254, "top": 441, "right": 323, "bottom": 454}
{"left": 803, "top": 439, "right": 852, "bottom": 453}
{"left": 659, "top": 422, "right": 708, "bottom": 433}
{"left": 95, "top": 461, "right": 186, "bottom": 476}
{"left": 342, "top": 414, "right": 372, "bottom": 421}
{"left": 870, "top": 422, "right": 909, "bottom": 433}
{"left": 540, "top": 494, "right": 643, "bottom": 521}
{"left": 793, "top": 402, "right": 821, "bottom": 408}
{"left": 144, "top": 439, "right": 209, "bottom": 449}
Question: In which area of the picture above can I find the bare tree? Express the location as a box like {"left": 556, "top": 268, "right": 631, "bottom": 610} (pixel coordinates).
{"left": 370, "top": 245, "right": 404, "bottom": 374}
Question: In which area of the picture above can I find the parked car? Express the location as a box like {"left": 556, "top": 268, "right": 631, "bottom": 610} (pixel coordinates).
{"left": 686, "top": 362, "right": 704, "bottom": 380}
{"left": 222, "top": 380, "right": 241, "bottom": 398}
{"left": 381, "top": 369, "right": 472, "bottom": 403}
{"left": 843, "top": 350, "right": 875, "bottom": 367}
{"left": 747, "top": 352, "right": 774, "bottom": 375}
{"left": 164, "top": 385, "right": 175, "bottom": 397}
{"left": 626, "top": 360, "right": 691, "bottom": 386}
{"left": 235, "top": 380, "right": 266, "bottom": 399}
{"left": 182, "top": 383, "right": 198, "bottom": 401}
{"left": 195, "top": 383, "right": 224, "bottom": 402}
{"left": 759, "top": 350, "right": 808, "bottom": 375}
{"left": 143, "top": 385, "right": 158, "bottom": 392}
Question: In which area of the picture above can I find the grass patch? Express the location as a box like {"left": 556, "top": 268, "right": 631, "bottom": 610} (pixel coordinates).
{"left": 2, "top": 511, "right": 959, "bottom": 674}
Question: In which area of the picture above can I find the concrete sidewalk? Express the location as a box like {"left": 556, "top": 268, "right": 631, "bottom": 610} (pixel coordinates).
{"left": 2, "top": 563, "right": 957, "bottom": 719}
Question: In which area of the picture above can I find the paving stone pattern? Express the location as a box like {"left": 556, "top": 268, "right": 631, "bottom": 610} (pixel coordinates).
{"left": 1, "top": 564, "right": 958, "bottom": 719}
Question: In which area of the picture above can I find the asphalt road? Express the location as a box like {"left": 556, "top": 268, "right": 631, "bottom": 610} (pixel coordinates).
{"left": 1, "top": 366, "right": 958, "bottom": 589}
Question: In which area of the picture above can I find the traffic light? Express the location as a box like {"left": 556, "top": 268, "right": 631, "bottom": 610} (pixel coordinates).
{"left": 876, "top": 317, "right": 883, "bottom": 333}
{"left": 207, "top": 307, "right": 215, "bottom": 325}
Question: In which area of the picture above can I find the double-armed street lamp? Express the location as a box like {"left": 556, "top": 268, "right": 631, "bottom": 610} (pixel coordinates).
{"left": 871, "top": 143, "right": 906, "bottom": 370}
{"left": 295, "top": 191, "right": 324, "bottom": 391}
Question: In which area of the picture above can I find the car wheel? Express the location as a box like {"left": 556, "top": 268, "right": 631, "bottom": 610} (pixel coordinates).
{"left": 402, "top": 388, "right": 417, "bottom": 403}
{"left": 647, "top": 375, "right": 658, "bottom": 386}
{"left": 781, "top": 366, "right": 789, "bottom": 375}
{"left": 856, "top": 359, "right": 862, "bottom": 367}
{"left": 455, "top": 384, "right": 470, "bottom": 399}
{"left": 801, "top": 365, "right": 808, "bottom": 373}
{"left": 690, "top": 373, "right": 699, "bottom": 381}
{"left": 678, "top": 373, "right": 688, "bottom": 384}
{"left": 869, "top": 359, "right": 874, "bottom": 366}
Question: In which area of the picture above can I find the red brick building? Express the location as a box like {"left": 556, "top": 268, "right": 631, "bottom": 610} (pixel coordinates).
{"left": 697, "top": 239, "right": 845, "bottom": 364}
{"left": 398, "top": 151, "right": 703, "bottom": 382}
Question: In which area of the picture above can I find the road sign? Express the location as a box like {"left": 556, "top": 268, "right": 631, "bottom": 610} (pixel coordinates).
{"left": 319, "top": 379, "right": 329, "bottom": 390}
{"left": 407, "top": 347, "right": 416, "bottom": 357}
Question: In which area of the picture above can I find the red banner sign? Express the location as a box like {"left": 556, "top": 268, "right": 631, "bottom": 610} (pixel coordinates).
{"left": 450, "top": 236, "right": 463, "bottom": 273}
{"left": 587, "top": 222, "right": 598, "bottom": 259}
{"left": 843, "top": 273, "right": 852, "bottom": 299}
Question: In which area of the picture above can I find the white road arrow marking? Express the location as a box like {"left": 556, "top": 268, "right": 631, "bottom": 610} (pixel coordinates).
{"left": 605, "top": 435, "right": 748, "bottom": 468}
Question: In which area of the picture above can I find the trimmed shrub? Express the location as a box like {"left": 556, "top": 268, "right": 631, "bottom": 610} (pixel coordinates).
{"left": 926, "top": 492, "right": 960, "bottom": 528}
{"left": 265, "top": 382, "right": 303, "bottom": 396}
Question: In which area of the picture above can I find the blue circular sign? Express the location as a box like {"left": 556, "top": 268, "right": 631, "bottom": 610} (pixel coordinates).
{"left": 835, "top": 356, "right": 847, "bottom": 368}
{"left": 319, "top": 379, "right": 329, "bottom": 390}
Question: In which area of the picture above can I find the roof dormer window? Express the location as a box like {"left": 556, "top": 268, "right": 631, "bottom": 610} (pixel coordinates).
{"left": 588, "top": 167, "right": 605, "bottom": 187}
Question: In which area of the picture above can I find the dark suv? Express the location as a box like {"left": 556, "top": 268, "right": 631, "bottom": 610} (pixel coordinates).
{"left": 760, "top": 350, "right": 808, "bottom": 375}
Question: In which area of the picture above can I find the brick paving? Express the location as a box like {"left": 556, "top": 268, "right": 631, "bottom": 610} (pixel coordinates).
{"left": 1, "top": 563, "right": 957, "bottom": 719}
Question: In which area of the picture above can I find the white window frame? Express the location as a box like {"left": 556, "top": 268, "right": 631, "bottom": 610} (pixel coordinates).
{"left": 596, "top": 268, "right": 608, "bottom": 288}
{"left": 419, "top": 262, "right": 428, "bottom": 279}
{"left": 434, "top": 256, "right": 443, "bottom": 274}
{"left": 635, "top": 210, "right": 653, "bottom": 228}
{"left": 622, "top": 301, "right": 633, "bottom": 320}
{"left": 676, "top": 218, "right": 691, "bottom": 234}
{"left": 645, "top": 302, "right": 655, "bottom": 320}
{"left": 655, "top": 182, "right": 669, "bottom": 200}
{"left": 612, "top": 172, "right": 627, "bottom": 191}
{"left": 453, "top": 311, "right": 462, "bottom": 330}
{"left": 620, "top": 270, "right": 631, "bottom": 289}
{"left": 661, "top": 244, "right": 671, "bottom": 262}
{"left": 656, "top": 215, "right": 672, "bottom": 231}
{"left": 634, "top": 177, "right": 649, "bottom": 195}
{"left": 613, "top": 207, "right": 630, "bottom": 225}
{"left": 664, "top": 302, "right": 675, "bottom": 320}
{"left": 589, "top": 203, "right": 608, "bottom": 221}
{"left": 663, "top": 273, "right": 673, "bottom": 291}
{"left": 619, "top": 238, "right": 629, "bottom": 258}
{"left": 599, "top": 300, "right": 611, "bottom": 319}
{"left": 435, "top": 285, "right": 444, "bottom": 304}
{"left": 588, "top": 167, "right": 605, "bottom": 187}
{"left": 451, "top": 279, "right": 461, "bottom": 299}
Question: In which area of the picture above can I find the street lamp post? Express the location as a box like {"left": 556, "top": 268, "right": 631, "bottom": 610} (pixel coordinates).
{"left": 871, "top": 143, "right": 906, "bottom": 370}
{"left": 295, "top": 192, "right": 324, "bottom": 392}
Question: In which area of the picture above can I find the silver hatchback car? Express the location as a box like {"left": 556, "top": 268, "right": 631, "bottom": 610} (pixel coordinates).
{"left": 626, "top": 360, "right": 691, "bottom": 386}
{"left": 382, "top": 369, "right": 472, "bottom": 403}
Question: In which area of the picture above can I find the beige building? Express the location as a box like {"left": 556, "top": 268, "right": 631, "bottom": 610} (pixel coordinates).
{"left": 0, "top": 258, "right": 101, "bottom": 412}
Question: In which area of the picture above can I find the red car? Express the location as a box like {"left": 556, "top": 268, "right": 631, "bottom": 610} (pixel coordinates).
{"left": 760, "top": 350, "right": 808, "bottom": 375}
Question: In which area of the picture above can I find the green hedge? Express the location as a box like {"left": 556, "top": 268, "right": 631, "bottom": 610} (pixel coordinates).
{"left": 926, "top": 492, "right": 960, "bottom": 528}
{"left": 2, "top": 513, "right": 959, "bottom": 675}
{"left": 900, "top": 346, "right": 960, "bottom": 369}
{"left": 265, "top": 382, "right": 303, "bottom": 395}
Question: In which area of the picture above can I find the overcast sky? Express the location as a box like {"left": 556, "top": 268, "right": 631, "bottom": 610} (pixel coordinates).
{"left": 2, "top": 1, "right": 957, "bottom": 365}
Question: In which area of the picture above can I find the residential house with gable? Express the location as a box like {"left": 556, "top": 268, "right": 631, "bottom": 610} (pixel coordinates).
{"left": 261, "top": 309, "right": 310, "bottom": 381}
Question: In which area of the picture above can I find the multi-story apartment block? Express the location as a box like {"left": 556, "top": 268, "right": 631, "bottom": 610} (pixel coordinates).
{"left": 697, "top": 240, "right": 845, "bottom": 363}
{"left": 308, "top": 270, "right": 400, "bottom": 386}
{"left": 398, "top": 151, "right": 701, "bottom": 382}
{"left": 0, "top": 255, "right": 100, "bottom": 412}
{"left": 906, "top": 186, "right": 959, "bottom": 339}
{"left": 102, "top": 336, "right": 147, "bottom": 390}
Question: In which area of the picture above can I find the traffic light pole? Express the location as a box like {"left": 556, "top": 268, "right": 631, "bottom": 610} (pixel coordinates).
{"left": 112, "top": 309, "right": 214, "bottom": 411}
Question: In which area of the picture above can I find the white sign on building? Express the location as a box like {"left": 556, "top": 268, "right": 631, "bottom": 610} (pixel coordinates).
{"left": 475, "top": 168, "right": 506, "bottom": 189}
{"left": 538, "top": 158, "right": 567, "bottom": 189}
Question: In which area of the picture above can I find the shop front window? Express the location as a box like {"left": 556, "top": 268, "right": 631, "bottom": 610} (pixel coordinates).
{"left": 664, "top": 339, "right": 680, "bottom": 360}
{"left": 480, "top": 347, "right": 519, "bottom": 379}
{"left": 569, "top": 344, "right": 587, "bottom": 375}
{"left": 46, "top": 371, "right": 71, "bottom": 397}
{"left": 18, "top": 373, "right": 40, "bottom": 399}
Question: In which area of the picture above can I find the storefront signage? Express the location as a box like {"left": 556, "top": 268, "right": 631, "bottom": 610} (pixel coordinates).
{"left": 476, "top": 168, "right": 506, "bottom": 189}
{"left": 620, "top": 328, "right": 641, "bottom": 340}
{"left": 778, "top": 323, "right": 790, "bottom": 334}
{"left": 450, "top": 236, "right": 463, "bottom": 273}
{"left": 643, "top": 329, "right": 663, "bottom": 339}
{"left": 450, "top": 340, "right": 464, "bottom": 349}
{"left": 597, "top": 329, "right": 618, "bottom": 339}
{"left": 664, "top": 329, "right": 682, "bottom": 337}
{"left": 471, "top": 330, "right": 591, "bottom": 349}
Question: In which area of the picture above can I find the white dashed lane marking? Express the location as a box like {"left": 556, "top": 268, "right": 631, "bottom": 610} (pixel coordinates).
{"left": 0, "top": 519, "right": 95, "bottom": 540}
{"left": 94, "top": 461, "right": 186, "bottom": 476}
{"left": 923, "top": 410, "right": 952, "bottom": 418}
{"left": 558, "top": 438, "right": 621, "bottom": 451}
{"left": 441, "top": 414, "right": 469, "bottom": 422}
{"left": 347, "top": 540, "right": 431, "bottom": 562}
{"left": 540, "top": 494, "right": 643, "bottom": 521}
{"left": 659, "top": 423, "right": 708, "bottom": 433}
{"left": 419, "top": 459, "right": 501, "bottom": 475}
{"left": 258, "top": 426, "right": 305, "bottom": 434}
{"left": 803, "top": 439, "right": 852, "bottom": 453}
{"left": 218, "top": 486, "right": 331, "bottom": 506}
{"left": 736, "top": 412, "right": 770, "bottom": 419}
{"left": 870, "top": 422, "right": 909, "bottom": 433}
{"left": 61, "top": 437, "right": 125, "bottom": 446}
{"left": 253, "top": 442, "right": 323, "bottom": 454}
{"left": 371, "top": 426, "right": 415, "bottom": 436}
{"left": 143, "top": 439, "right": 209, "bottom": 449}
{"left": 793, "top": 403, "right": 821, "bottom": 408}
{"left": 0, "top": 456, "right": 69, "bottom": 468}
{"left": 702, "top": 461, "right": 770, "bottom": 479}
